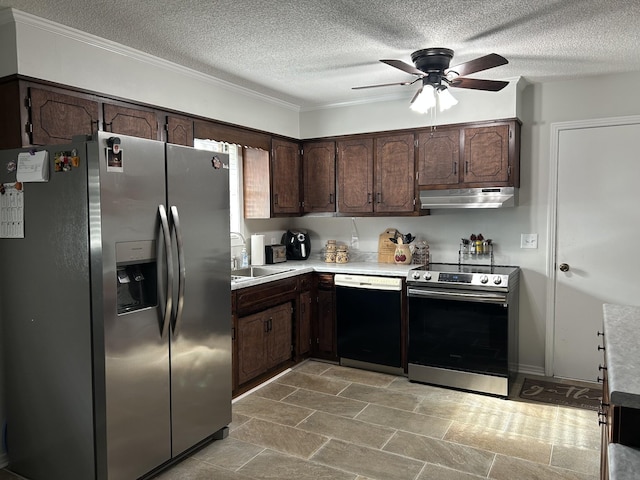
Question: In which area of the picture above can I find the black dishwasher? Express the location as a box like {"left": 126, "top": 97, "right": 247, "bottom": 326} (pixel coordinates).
{"left": 335, "top": 274, "right": 403, "bottom": 375}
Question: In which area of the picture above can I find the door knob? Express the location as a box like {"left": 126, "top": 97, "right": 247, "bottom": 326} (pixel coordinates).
{"left": 559, "top": 263, "right": 570, "bottom": 272}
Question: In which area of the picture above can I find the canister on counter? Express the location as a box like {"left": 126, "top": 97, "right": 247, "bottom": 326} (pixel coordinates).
{"left": 336, "top": 244, "right": 349, "bottom": 264}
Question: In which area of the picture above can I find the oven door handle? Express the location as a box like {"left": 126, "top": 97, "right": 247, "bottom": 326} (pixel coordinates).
{"left": 407, "top": 287, "right": 508, "bottom": 305}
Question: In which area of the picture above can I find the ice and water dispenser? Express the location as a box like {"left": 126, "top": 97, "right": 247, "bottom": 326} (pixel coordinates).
{"left": 116, "top": 240, "right": 158, "bottom": 314}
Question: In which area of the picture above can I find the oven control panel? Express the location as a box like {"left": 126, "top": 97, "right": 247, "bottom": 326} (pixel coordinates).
{"left": 409, "top": 270, "right": 510, "bottom": 288}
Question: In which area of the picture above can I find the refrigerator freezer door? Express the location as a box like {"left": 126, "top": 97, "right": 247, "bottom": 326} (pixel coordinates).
{"left": 165, "top": 144, "right": 232, "bottom": 455}
{"left": 96, "top": 133, "right": 172, "bottom": 480}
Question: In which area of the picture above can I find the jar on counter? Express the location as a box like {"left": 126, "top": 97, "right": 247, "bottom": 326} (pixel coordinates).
{"left": 336, "top": 244, "right": 349, "bottom": 264}
{"left": 324, "top": 239, "right": 337, "bottom": 262}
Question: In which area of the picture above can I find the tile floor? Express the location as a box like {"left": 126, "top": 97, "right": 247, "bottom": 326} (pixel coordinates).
{"left": 1, "top": 361, "right": 601, "bottom": 480}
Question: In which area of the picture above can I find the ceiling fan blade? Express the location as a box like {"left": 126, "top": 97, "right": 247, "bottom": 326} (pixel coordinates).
{"left": 380, "top": 59, "right": 425, "bottom": 76}
{"left": 446, "top": 53, "right": 508, "bottom": 77}
{"left": 352, "top": 78, "right": 419, "bottom": 90}
{"left": 449, "top": 77, "right": 509, "bottom": 91}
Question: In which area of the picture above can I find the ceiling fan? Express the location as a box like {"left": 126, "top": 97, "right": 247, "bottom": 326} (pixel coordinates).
{"left": 353, "top": 48, "right": 509, "bottom": 112}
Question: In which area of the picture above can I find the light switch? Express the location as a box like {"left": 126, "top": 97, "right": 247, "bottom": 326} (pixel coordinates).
{"left": 521, "top": 233, "right": 538, "bottom": 249}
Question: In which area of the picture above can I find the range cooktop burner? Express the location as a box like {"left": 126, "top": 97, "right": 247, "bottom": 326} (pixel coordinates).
{"left": 407, "top": 263, "right": 519, "bottom": 290}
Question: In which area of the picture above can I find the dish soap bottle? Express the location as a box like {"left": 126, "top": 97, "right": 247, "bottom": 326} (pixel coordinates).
{"left": 241, "top": 247, "right": 249, "bottom": 268}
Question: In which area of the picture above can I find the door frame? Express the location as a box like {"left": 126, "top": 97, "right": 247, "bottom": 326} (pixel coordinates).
{"left": 545, "top": 114, "right": 640, "bottom": 377}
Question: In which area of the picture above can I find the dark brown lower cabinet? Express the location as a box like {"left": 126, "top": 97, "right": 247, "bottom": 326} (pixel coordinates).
{"left": 297, "top": 290, "right": 312, "bottom": 359}
{"left": 313, "top": 273, "right": 337, "bottom": 361}
{"left": 237, "top": 302, "right": 292, "bottom": 386}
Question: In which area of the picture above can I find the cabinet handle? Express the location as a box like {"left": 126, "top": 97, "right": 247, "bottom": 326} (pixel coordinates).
{"left": 268, "top": 318, "right": 272, "bottom": 332}
{"left": 597, "top": 345, "right": 605, "bottom": 351}
{"left": 232, "top": 327, "right": 235, "bottom": 341}
{"left": 597, "top": 376, "right": 604, "bottom": 383}
{"left": 274, "top": 193, "right": 279, "bottom": 205}
{"left": 453, "top": 162, "right": 457, "bottom": 174}
{"left": 377, "top": 193, "right": 381, "bottom": 204}
{"left": 104, "top": 121, "right": 113, "bottom": 132}
{"left": 597, "top": 331, "right": 604, "bottom": 337}
{"left": 465, "top": 161, "right": 469, "bottom": 174}
{"left": 329, "top": 193, "right": 334, "bottom": 204}
{"left": 367, "top": 193, "right": 372, "bottom": 204}
{"left": 264, "top": 320, "right": 269, "bottom": 333}
{"left": 599, "top": 364, "right": 607, "bottom": 371}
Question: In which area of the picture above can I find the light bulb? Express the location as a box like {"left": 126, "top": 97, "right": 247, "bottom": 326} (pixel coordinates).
{"left": 410, "top": 84, "right": 436, "bottom": 113}
{"left": 437, "top": 86, "right": 458, "bottom": 111}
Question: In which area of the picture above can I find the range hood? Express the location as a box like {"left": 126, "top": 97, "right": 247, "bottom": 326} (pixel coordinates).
{"left": 420, "top": 187, "right": 517, "bottom": 209}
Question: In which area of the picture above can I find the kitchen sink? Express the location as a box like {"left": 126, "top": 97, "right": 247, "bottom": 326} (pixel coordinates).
{"left": 231, "top": 266, "right": 294, "bottom": 282}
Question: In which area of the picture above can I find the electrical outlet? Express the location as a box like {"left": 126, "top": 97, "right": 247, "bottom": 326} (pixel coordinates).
{"left": 521, "top": 233, "right": 538, "bottom": 249}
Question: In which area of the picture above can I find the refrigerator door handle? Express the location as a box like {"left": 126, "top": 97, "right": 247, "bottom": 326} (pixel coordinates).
{"left": 170, "top": 205, "right": 186, "bottom": 336}
{"left": 159, "top": 204, "right": 174, "bottom": 338}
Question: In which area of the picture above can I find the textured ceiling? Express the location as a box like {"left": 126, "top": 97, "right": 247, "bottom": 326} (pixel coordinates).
{"left": 1, "top": 0, "right": 639, "bottom": 108}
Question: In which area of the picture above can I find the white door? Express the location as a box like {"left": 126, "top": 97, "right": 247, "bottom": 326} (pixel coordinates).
{"left": 553, "top": 120, "right": 640, "bottom": 381}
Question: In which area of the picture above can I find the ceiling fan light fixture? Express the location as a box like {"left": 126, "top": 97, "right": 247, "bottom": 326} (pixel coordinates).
{"left": 437, "top": 85, "right": 458, "bottom": 112}
{"left": 410, "top": 84, "right": 436, "bottom": 114}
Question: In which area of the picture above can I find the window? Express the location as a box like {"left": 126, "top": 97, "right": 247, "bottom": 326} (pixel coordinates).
{"left": 193, "top": 138, "right": 243, "bottom": 234}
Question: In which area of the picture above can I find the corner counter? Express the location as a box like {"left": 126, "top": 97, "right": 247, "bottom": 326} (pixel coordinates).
{"left": 231, "top": 259, "right": 415, "bottom": 290}
{"left": 602, "top": 304, "right": 640, "bottom": 480}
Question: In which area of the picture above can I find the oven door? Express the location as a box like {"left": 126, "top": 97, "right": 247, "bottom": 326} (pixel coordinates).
{"left": 407, "top": 287, "right": 509, "bottom": 377}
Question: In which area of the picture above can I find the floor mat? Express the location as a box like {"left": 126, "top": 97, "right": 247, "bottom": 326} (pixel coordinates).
{"left": 519, "top": 377, "right": 602, "bottom": 410}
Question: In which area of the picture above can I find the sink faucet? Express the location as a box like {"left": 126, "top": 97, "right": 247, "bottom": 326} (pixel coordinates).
{"left": 230, "top": 231, "right": 246, "bottom": 246}
{"left": 230, "top": 232, "right": 246, "bottom": 270}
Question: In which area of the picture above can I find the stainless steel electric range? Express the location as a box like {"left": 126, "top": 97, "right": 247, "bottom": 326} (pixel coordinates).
{"left": 406, "top": 263, "right": 520, "bottom": 397}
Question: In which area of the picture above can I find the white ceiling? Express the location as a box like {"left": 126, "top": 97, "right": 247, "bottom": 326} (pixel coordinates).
{"left": 1, "top": 0, "right": 640, "bottom": 109}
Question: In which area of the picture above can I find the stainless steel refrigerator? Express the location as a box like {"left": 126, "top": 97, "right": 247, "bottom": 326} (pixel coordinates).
{"left": 0, "top": 132, "right": 232, "bottom": 480}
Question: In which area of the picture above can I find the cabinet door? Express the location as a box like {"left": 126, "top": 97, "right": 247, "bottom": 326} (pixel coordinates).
{"left": 337, "top": 138, "right": 374, "bottom": 213}
{"left": 272, "top": 138, "right": 301, "bottom": 215}
{"left": 462, "top": 124, "right": 510, "bottom": 184}
{"left": 417, "top": 129, "right": 460, "bottom": 187}
{"left": 266, "top": 303, "right": 293, "bottom": 369}
{"left": 104, "top": 103, "right": 160, "bottom": 140}
{"left": 375, "top": 133, "right": 416, "bottom": 213}
{"left": 166, "top": 115, "right": 194, "bottom": 146}
{"left": 237, "top": 312, "right": 267, "bottom": 385}
{"left": 314, "top": 274, "right": 337, "bottom": 360}
{"left": 28, "top": 87, "right": 99, "bottom": 145}
{"left": 298, "top": 290, "right": 312, "bottom": 358}
{"left": 303, "top": 141, "right": 336, "bottom": 213}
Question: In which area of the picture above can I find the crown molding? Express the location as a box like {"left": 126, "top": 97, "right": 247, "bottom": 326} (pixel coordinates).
{"left": 5, "top": 8, "right": 300, "bottom": 112}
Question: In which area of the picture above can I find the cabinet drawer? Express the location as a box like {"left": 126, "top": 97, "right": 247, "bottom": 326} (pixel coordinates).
{"left": 235, "top": 277, "right": 298, "bottom": 315}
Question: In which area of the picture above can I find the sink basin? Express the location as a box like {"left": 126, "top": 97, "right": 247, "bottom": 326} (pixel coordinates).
{"left": 231, "top": 266, "right": 293, "bottom": 282}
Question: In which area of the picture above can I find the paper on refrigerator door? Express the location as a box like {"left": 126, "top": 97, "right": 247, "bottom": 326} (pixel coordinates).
{"left": 0, "top": 183, "right": 24, "bottom": 238}
{"left": 16, "top": 151, "right": 49, "bottom": 182}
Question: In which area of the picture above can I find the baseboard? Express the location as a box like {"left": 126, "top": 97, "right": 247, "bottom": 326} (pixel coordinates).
{"left": 0, "top": 452, "right": 8, "bottom": 469}
{"left": 516, "top": 363, "right": 546, "bottom": 377}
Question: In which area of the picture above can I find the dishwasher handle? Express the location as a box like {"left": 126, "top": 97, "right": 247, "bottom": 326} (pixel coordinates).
{"left": 335, "top": 274, "right": 402, "bottom": 291}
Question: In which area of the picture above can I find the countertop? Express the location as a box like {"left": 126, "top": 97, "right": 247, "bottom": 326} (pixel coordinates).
{"left": 230, "top": 259, "right": 416, "bottom": 290}
{"left": 609, "top": 444, "right": 640, "bottom": 480}
{"left": 603, "top": 304, "right": 640, "bottom": 408}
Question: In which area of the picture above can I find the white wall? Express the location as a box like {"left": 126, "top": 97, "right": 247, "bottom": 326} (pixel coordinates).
{"left": 8, "top": 9, "right": 301, "bottom": 138}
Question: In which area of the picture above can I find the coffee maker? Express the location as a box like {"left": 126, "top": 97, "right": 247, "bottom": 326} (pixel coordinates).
{"left": 282, "top": 229, "right": 311, "bottom": 260}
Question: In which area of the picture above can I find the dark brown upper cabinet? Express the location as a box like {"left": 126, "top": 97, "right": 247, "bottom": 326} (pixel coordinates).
{"left": 337, "top": 134, "right": 415, "bottom": 215}
{"left": 103, "top": 102, "right": 160, "bottom": 140}
{"left": 337, "top": 137, "right": 375, "bottom": 213}
{"left": 165, "top": 115, "right": 194, "bottom": 146}
{"left": 417, "top": 120, "right": 520, "bottom": 189}
{"left": 271, "top": 138, "right": 302, "bottom": 216}
{"left": 417, "top": 128, "right": 460, "bottom": 188}
{"left": 26, "top": 86, "right": 100, "bottom": 146}
{"left": 374, "top": 133, "right": 416, "bottom": 214}
{"left": 302, "top": 140, "right": 336, "bottom": 213}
